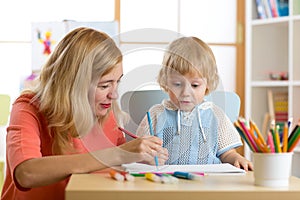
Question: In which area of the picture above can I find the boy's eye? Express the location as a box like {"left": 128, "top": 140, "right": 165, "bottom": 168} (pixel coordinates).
{"left": 173, "top": 82, "right": 181, "bottom": 87}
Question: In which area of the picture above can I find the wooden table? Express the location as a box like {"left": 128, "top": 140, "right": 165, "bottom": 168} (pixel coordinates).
{"left": 65, "top": 172, "right": 300, "bottom": 200}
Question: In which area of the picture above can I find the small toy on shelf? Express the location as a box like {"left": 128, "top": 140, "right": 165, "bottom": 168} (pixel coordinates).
{"left": 269, "top": 71, "right": 288, "bottom": 80}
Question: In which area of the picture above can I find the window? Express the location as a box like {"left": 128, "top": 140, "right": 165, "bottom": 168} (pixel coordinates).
{"left": 119, "top": 0, "right": 238, "bottom": 92}
{"left": 0, "top": 0, "right": 114, "bottom": 100}
{"left": 0, "top": 0, "right": 241, "bottom": 102}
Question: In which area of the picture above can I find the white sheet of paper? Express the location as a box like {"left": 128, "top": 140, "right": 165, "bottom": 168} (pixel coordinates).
{"left": 122, "top": 163, "right": 245, "bottom": 174}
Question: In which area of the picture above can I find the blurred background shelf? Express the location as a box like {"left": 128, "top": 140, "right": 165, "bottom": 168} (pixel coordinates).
{"left": 246, "top": 0, "right": 300, "bottom": 177}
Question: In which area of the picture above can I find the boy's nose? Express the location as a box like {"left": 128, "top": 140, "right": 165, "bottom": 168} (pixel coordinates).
{"left": 181, "top": 84, "right": 192, "bottom": 96}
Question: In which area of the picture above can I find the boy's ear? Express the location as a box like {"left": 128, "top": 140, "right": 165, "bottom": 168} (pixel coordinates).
{"left": 205, "top": 88, "right": 209, "bottom": 95}
{"left": 161, "top": 85, "right": 169, "bottom": 93}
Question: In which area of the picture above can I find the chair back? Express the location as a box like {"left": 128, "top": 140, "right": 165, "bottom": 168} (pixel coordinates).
{"left": 204, "top": 90, "right": 240, "bottom": 122}
{"left": 120, "top": 90, "right": 240, "bottom": 137}
{"left": 0, "top": 94, "right": 11, "bottom": 126}
{"left": 0, "top": 94, "right": 10, "bottom": 191}
{"left": 120, "top": 90, "right": 168, "bottom": 134}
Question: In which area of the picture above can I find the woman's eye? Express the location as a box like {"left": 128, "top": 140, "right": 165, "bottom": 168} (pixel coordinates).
{"left": 98, "top": 85, "right": 109, "bottom": 89}
{"left": 192, "top": 84, "right": 199, "bottom": 88}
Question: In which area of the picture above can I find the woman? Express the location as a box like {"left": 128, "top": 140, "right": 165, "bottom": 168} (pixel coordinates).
{"left": 1, "top": 27, "right": 168, "bottom": 200}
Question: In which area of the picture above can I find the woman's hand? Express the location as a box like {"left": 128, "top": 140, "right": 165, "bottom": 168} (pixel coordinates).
{"left": 119, "top": 136, "right": 169, "bottom": 165}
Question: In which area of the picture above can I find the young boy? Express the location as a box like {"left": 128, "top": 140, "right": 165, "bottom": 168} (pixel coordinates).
{"left": 136, "top": 36, "right": 253, "bottom": 171}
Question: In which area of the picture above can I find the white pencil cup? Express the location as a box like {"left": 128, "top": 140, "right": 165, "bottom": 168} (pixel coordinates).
{"left": 253, "top": 152, "right": 293, "bottom": 187}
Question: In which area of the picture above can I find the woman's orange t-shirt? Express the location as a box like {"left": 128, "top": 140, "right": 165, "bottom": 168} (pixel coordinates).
{"left": 1, "top": 94, "right": 125, "bottom": 200}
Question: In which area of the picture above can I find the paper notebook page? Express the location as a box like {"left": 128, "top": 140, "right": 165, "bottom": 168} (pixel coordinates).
{"left": 122, "top": 163, "right": 245, "bottom": 174}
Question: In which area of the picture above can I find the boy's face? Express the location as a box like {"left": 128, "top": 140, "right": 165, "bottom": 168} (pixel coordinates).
{"left": 166, "top": 71, "right": 207, "bottom": 112}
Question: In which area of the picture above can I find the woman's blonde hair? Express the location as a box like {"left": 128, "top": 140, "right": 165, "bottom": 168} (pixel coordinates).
{"left": 28, "top": 27, "right": 124, "bottom": 154}
{"left": 158, "top": 36, "right": 219, "bottom": 94}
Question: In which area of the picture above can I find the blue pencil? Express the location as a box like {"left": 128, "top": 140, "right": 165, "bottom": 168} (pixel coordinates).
{"left": 146, "top": 112, "right": 159, "bottom": 169}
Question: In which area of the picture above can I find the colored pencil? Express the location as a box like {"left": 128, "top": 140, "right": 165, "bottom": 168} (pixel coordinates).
{"left": 234, "top": 122, "right": 255, "bottom": 152}
{"left": 255, "top": 136, "right": 269, "bottom": 153}
{"left": 270, "top": 120, "right": 279, "bottom": 153}
{"left": 109, "top": 170, "right": 125, "bottom": 181}
{"left": 147, "top": 112, "right": 159, "bottom": 168}
{"left": 288, "top": 121, "right": 299, "bottom": 142}
{"left": 118, "top": 127, "right": 138, "bottom": 139}
{"left": 274, "top": 125, "right": 282, "bottom": 153}
{"left": 120, "top": 171, "right": 135, "bottom": 181}
{"left": 235, "top": 118, "right": 300, "bottom": 154}
{"left": 267, "top": 131, "right": 275, "bottom": 153}
{"left": 282, "top": 122, "right": 288, "bottom": 152}
{"left": 288, "top": 117, "right": 293, "bottom": 135}
{"left": 249, "top": 124, "right": 262, "bottom": 152}
{"left": 237, "top": 118, "right": 258, "bottom": 152}
{"left": 145, "top": 173, "right": 161, "bottom": 182}
{"left": 250, "top": 119, "right": 267, "bottom": 145}
{"left": 287, "top": 131, "right": 300, "bottom": 152}
{"left": 288, "top": 126, "right": 300, "bottom": 152}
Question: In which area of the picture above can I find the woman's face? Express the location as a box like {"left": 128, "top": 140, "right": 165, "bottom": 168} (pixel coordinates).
{"left": 94, "top": 63, "right": 123, "bottom": 117}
